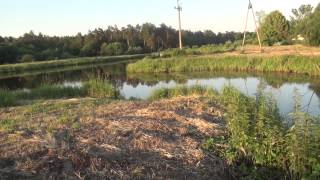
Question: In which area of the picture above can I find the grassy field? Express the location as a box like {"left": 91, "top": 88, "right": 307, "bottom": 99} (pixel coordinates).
{"left": 0, "top": 54, "right": 146, "bottom": 74}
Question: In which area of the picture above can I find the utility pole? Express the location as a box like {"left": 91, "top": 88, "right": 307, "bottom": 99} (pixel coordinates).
{"left": 242, "top": 0, "right": 262, "bottom": 52}
{"left": 175, "top": 0, "right": 183, "bottom": 50}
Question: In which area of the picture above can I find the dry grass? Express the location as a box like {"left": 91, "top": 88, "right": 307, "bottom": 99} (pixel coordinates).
{"left": 231, "top": 45, "right": 320, "bottom": 57}
{"left": 0, "top": 96, "right": 229, "bottom": 179}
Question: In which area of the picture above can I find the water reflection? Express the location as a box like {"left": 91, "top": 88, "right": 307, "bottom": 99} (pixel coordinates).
{"left": 0, "top": 63, "right": 319, "bottom": 116}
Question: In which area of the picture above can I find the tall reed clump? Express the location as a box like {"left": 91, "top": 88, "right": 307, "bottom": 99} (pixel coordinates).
{"left": 220, "top": 85, "right": 320, "bottom": 179}
{"left": 127, "top": 55, "right": 320, "bottom": 76}
{"left": 83, "top": 78, "right": 120, "bottom": 98}
{"left": 0, "top": 89, "right": 17, "bottom": 107}
{"left": 285, "top": 90, "right": 320, "bottom": 179}
{"left": 148, "top": 85, "right": 216, "bottom": 101}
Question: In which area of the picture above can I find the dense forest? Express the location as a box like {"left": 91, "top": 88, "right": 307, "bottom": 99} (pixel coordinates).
{"left": 0, "top": 3, "right": 319, "bottom": 64}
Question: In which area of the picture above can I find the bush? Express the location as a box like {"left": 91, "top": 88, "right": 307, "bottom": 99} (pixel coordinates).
{"left": 20, "top": 54, "right": 35, "bottom": 63}
{"left": 126, "top": 46, "right": 144, "bottom": 55}
{"left": 100, "top": 42, "right": 127, "bottom": 56}
{"left": 161, "top": 49, "right": 187, "bottom": 58}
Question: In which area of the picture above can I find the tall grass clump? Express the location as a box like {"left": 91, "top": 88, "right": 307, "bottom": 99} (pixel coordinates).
{"left": 127, "top": 55, "right": 320, "bottom": 76}
{"left": 219, "top": 85, "right": 320, "bottom": 179}
{"left": 83, "top": 78, "right": 120, "bottom": 98}
{"left": 0, "top": 90, "right": 17, "bottom": 107}
{"left": 285, "top": 90, "right": 320, "bottom": 179}
{"left": 148, "top": 85, "right": 216, "bottom": 101}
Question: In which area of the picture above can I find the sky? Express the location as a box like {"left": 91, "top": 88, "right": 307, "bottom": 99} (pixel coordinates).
{"left": 0, "top": 0, "right": 319, "bottom": 37}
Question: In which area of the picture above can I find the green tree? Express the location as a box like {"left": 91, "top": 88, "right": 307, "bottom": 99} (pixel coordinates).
{"left": 20, "top": 54, "right": 35, "bottom": 63}
{"left": 100, "top": 42, "right": 126, "bottom": 56}
{"left": 304, "top": 5, "right": 320, "bottom": 45}
{"left": 290, "top": 4, "right": 313, "bottom": 36}
{"left": 260, "top": 11, "right": 290, "bottom": 45}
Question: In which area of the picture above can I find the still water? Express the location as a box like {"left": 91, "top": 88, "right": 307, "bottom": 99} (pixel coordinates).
{"left": 1, "top": 62, "right": 319, "bottom": 116}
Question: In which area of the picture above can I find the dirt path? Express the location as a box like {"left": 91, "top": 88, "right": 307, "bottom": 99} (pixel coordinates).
{"left": 0, "top": 97, "right": 230, "bottom": 179}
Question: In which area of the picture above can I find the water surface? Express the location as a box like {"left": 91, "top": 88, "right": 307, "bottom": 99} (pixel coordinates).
{"left": 1, "top": 62, "right": 319, "bottom": 116}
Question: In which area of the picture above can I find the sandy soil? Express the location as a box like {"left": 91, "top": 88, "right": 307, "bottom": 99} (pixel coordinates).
{"left": 0, "top": 96, "right": 231, "bottom": 179}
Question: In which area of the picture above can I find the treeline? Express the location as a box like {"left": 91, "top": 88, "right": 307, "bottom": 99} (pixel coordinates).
{"left": 259, "top": 3, "right": 320, "bottom": 45}
{"left": 1, "top": 3, "right": 319, "bottom": 65}
{"left": 0, "top": 24, "right": 249, "bottom": 64}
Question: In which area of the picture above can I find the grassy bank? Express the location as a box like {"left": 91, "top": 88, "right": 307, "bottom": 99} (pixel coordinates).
{"left": 0, "top": 78, "right": 120, "bottom": 107}
{"left": 148, "top": 85, "right": 320, "bottom": 179}
{"left": 0, "top": 54, "right": 145, "bottom": 74}
{"left": 127, "top": 55, "right": 320, "bottom": 76}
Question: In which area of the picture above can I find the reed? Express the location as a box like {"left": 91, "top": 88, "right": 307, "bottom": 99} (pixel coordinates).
{"left": 127, "top": 55, "right": 320, "bottom": 76}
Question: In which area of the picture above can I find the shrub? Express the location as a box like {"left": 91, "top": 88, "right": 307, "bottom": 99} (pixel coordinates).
{"left": 100, "top": 42, "right": 127, "bottom": 56}
{"left": 20, "top": 54, "right": 35, "bottom": 63}
{"left": 126, "top": 46, "right": 144, "bottom": 55}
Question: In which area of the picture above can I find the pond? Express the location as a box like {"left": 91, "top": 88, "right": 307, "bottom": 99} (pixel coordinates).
{"left": 1, "top": 61, "right": 320, "bottom": 116}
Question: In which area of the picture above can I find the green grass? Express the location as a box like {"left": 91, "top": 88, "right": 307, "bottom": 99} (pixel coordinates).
{"left": 0, "top": 54, "right": 146, "bottom": 74}
{"left": 219, "top": 86, "right": 320, "bottom": 179}
{"left": 83, "top": 78, "right": 120, "bottom": 98}
{"left": 0, "top": 78, "right": 120, "bottom": 107}
{"left": 0, "top": 90, "right": 17, "bottom": 107}
{"left": 0, "top": 119, "right": 17, "bottom": 131}
{"left": 148, "top": 85, "right": 217, "bottom": 101}
{"left": 148, "top": 85, "right": 320, "bottom": 179}
{"left": 127, "top": 55, "right": 320, "bottom": 76}
{"left": 161, "top": 43, "right": 237, "bottom": 57}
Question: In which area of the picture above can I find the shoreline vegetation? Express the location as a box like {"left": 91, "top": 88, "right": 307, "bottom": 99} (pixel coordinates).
{"left": 1, "top": 85, "right": 319, "bottom": 179}
{"left": 0, "top": 54, "right": 146, "bottom": 74}
{"left": 0, "top": 78, "right": 120, "bottom": 107}
{"left": 127, "top": 46, "right": 320, "bottom": 76}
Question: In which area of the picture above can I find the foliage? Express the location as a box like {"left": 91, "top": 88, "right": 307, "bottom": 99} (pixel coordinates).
{"left": 0, "top": 54, "right": 145, "bottom": 74}
{"left": 127, "top": 55, "right": 320, "bottom": 76}
{"left": 260, "top": 11, "right": 290, "bottom": 45}
{"left": 290, "top": 4, "right": 313, "bottom": 37}
{"left": 100, "top": 42, "right": 126, "bottom": 56}
{"left": 0, "top": 78, "right": 120, "bottom": 107}
{"left": 0, "top": 89, "right": 17, "bottom": 107}
{"left": 83, "top": 78, "right": 120, "bottom": 98}
{"left": 218, "top": 85, "right": 320, "bottom": 179}
{"left": 20, "top": 54, "right": 35, "bottom": 63}
{"left": 304, "top": 6, "right": 320, "bottom": 46}
{"left": 161, "top": 43, "right": 237, "bottom": 58}
{"left": 0, "top": 24, "right": 245, "bottom": 65}
{"left": 148, "top": 85, "right": 216, "bottom": 101}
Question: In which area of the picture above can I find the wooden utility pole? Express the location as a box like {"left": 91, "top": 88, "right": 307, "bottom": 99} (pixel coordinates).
{"left": 242, "top": 0, "right": 262, "bottom": 52}
{"left": 175, "top": 0, "right": 183, "bottom": 50}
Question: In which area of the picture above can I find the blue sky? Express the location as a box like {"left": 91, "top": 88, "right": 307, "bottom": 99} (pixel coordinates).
{"left": 0, "top": 0, "right": 319, "bottom": 37}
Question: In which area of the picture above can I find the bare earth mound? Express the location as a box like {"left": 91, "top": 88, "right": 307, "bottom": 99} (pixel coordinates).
{"left": 0, "top": 97, "right": 230, "bottom": 179}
